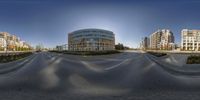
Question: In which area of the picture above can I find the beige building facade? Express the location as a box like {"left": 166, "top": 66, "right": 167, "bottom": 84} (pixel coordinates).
{"left": 181, "top": 29, "right": 200, "bottom": 51}
{"left": 0, "top": 32, "right": 31, "bottom": 51}
{"left": 150, "top": 29, "right": 175, "bottom": 50}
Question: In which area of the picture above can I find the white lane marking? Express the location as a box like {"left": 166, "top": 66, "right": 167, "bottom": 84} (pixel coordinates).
{"left": 104, "top": 58, "right": 131, "bottom": 71}
{"left": 0, "top": 59, "right": 29, "bottom": 72}
{"left": 50, "top": 57, "right": 56, "bottom": 61}
{"left": 81, "top": 61, "right": 104, "bottom": 72}
{"left": 17, "top": 59, "right": 29, "bottom": 66}
{"left": 144, "top": 54, "right": 152, "bottom": 62}
{"left": 14, "top": 54, "right": 36, "bottom": 67}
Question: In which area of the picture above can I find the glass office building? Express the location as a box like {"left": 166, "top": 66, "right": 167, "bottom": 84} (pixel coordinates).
{"left": 68, "top": 29, "right": 115, "bottom": 51}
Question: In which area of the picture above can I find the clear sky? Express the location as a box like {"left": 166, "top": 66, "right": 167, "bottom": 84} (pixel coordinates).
{"left": 0, "top": 0, "right": 200, "bottom": 48}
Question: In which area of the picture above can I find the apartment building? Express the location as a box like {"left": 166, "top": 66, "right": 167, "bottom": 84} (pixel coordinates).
{"left": 0, "top": 32, "right": 31, "bottom": 51}
{"left": 150, "top": 29, "right": 175, "bottom": 50}
{"left": 140, "top": 37, "right": 150, "bottom": 50}
{"left": 181, "top": 29, "right": 200, "bottom": 51}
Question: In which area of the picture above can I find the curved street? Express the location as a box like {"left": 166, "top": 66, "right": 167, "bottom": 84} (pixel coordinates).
{"left": 0, "top": 51, "right": 200, "bottom": 99}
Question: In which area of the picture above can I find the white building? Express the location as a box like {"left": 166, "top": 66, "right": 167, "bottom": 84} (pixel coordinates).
{"left": 0, "top": 32, "right": 31, "bottom": 51}
{"left": 0, "top": 38, "right": 6, "bottom": 51}
{"left": 181, "top": 29, "right": 200, "bottom": 51}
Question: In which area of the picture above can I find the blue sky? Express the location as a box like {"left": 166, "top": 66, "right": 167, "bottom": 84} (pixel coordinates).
{"left": 0, "top": 0, "right": 200, "bottom": 48}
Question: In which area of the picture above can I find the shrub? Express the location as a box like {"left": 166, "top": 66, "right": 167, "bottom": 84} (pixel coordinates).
{"left": 187, "top": 55, "right": 200, "bottom": 64}
{"left": 49, "top": 50, "right": 121, "bottom": 56}
{"left": 148, "top": 52, "right": 167, "bottom": 57}
{"left": 0, "top": 52, "right": 33, "bottom": 63}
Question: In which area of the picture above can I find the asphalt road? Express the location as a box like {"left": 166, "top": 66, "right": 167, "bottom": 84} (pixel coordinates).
{"left": 1, "top": 51, "right": 200, "bottom": 100}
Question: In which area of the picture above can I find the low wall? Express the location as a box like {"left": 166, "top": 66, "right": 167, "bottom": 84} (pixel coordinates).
{"left": 0, "top": 51, "right": 34, "bottom": 56}
{"left": 145, "top": 50, "right": 200, "bottom": 54}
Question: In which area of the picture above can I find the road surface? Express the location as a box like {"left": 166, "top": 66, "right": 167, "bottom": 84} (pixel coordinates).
{"left": 0, "top": 51, "right": 200, "bottom": 100}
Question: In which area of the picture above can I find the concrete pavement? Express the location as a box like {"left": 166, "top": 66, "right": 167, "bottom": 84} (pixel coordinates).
{"left": 0, "top": 51, "right": 200, "bottom": 99}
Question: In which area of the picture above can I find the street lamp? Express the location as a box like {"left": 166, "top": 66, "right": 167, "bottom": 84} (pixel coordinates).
{"left": 5, "top": 38, "right": 8, "bottom": 54}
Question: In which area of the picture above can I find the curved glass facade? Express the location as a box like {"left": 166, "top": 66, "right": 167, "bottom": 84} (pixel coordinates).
{"left": 68, "top": 29, "right": 115, "bottom": 51}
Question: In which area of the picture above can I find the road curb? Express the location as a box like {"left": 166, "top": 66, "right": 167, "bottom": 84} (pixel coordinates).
{"left": 0, "top": 54, "right": 36, "bottom": 74}
{"left": 145, "top": 54, "right": 200, "bottom": 76}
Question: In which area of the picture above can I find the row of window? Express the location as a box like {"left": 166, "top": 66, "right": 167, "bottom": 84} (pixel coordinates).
{"left": 69, "top": 43, "right": 114, "bottom": 46}
{"left": 71, "top": 30, "right": 113, "bottom": 35}
{"left": 71, "top": 34, "right": 114, "bottom": 39}
{"left": 69, "top": 47, "right": 114, "bottom": 51}
{"left": 182, "top": 43, "right": 200, "bottom": 45}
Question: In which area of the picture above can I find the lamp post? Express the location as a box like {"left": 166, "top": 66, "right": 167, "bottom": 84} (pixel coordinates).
{"left": 5, "top": 38, "right": 8, "bottom": 54}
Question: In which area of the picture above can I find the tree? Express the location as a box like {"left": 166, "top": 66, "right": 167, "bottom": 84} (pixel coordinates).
{"left": 115, "top": 43, "right": 124, "bottom": 50}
